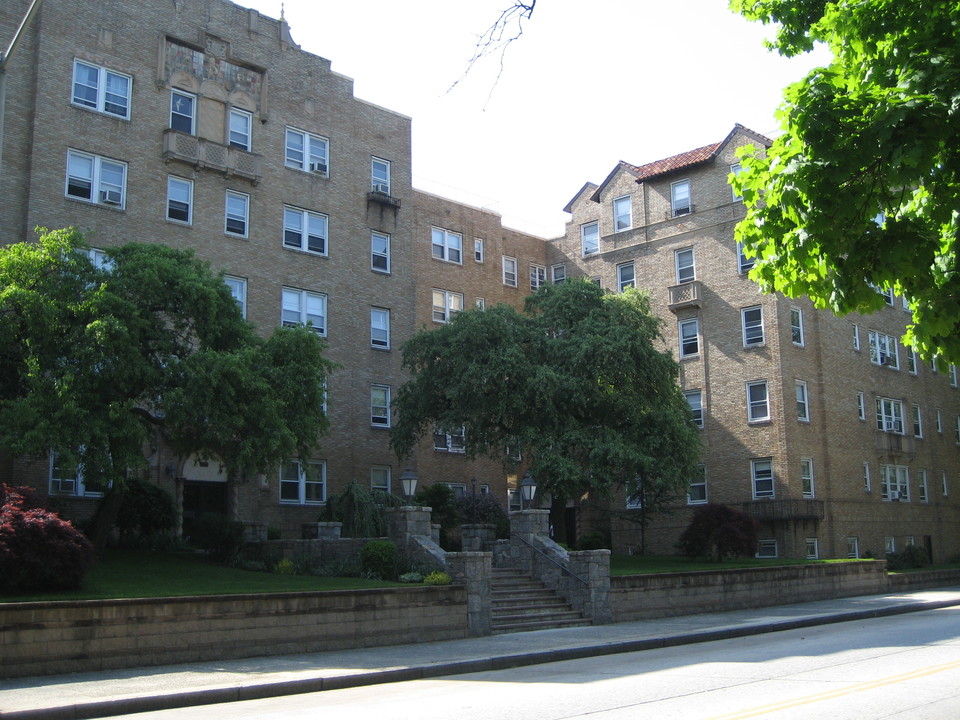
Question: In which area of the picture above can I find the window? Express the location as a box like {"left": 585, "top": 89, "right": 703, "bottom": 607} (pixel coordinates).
{"left": 675, "top": 248, "right": 695, "bottom": 283}
{"left": 433, "top": 426, "right": 466, "bottom": 453}
{"left": 857, "top": 392, "right": 865, "bottom": 421}
{"left": 846, "top": 537, "right": 860, "bottom": 559}
{"left": 530, "top": 264, "right": 546, "bottom": 292}
{"left": 617, "top": 262, "right": 635, "bottom": 292}
{"left": 751, "top": 458, "right": 774, "bottom": 498}
{"left": 936, "top": 408, "right": 943, "bottom": 433}
{"left": 87, "top": 247, "right": 113, "bottom": 271}
{"left": 912, "top": 404, "right": 923, "bottom": 438}
{"left": 678, "top": 318, "right": 699, "bottom": 358}
{"left": 503, "top": 256, "right": 518, "bottom": 287}
{"left": 943, "top": 471, "right": 949, "bottom": 496}
{"left": 552, "top": 264, "right": 566, "bottom": 284}
{"left": 805, "top": 538, "right": 819, "bottom": 559}
{"left": 370, "top": 466, "right": 391, "bottom": 493}
{"left": 863, "top": 462, "right": 872, "bottom": 492}
{"left": 474, "top": 238, "right": 484, "bottom": 263}
{"left": 790, "top": 308, "right": 804, "bottom": 346}
{"left": 613, "top": 196, "right": 632, "bottom": 231}
{"left": 581, "top": 222, "right": 599, "bottom": 256}
{"left": 730, "top": 163, "right": 743, "bottom": 202}
{"left": 796, "top": 381, "right": 810, "bottom": 422}
{"left": 684, "top": 390, "right": 703, "bottom": 428}
{"left": 951, "top": 364, "right": 959, "bottom": 387}
{"left": 741, "top": 306, "right": 764, "bottom": 346}
{"left": 671, "top": 179, "right": 691, "bottom": 216}
{"left": 918, "top": 469, "right": 928, "bottom": 503}
{"left": 801, "top": 458, "right": 815, "bottom": 498}
{"left": 756, "top": 539, "right": 778, "bottom": 559}
{"left": 224, "top": 190, "right": 249, "bottom": 237}
{"left": 370, "top": 385, "right": 390, "bottom": 427}
{"left": 72, "top": 60, "right": 130, "bottom": 119}
{"left": 432, "top": 289, "right": 463, "bottom": 323}
{"left": 737, "top": 241, "right": 754, "bottom": 273}
{"left": 65, "top": 150, "right": 126, "bottom": 207}
{"left": 283, "top": 206, "right": 328, "bottom": 255}
{"left": 166, "top": 176, "right": 192, "bottom": 224}
{"left": 371, "top": 157, "right": 391, "bottom": 194}
{"left": 49, "top": 452, "right": 107, "bottom": 497}
{"left": 475, "top": 298, "right": 485, "bottom": 310}
{"left": 432, "top": 227, "right": 462, "bottom": 263}
{"left": 746, "top": 381, "right": 770, "bottom": 422}
{"left": 880, "top": 464, "right": 909, "bottom": 501}
{"left": 228, "top": 108, "right": 252, "bottom": 150}
{"left": 170, "top": 90, "right": 196, "bottom": 134}
{"left": 868, "top": 330, "right": 899, "bottom": 369}
{"left": 279, "top": 460, "right": 325, "bottom": 505}
{"left": 853, "top": 324, "right": 861, "bottom": 351}
{"left": 285, "top": 127, "right": 329, "bottom": 174}
{"left": 907, "top": 349, "right": 918, "bottom": 375}
{"left": 876, "top": 397, "right": 904, "bottom": 434}
{"left": 224, "top": 275, "right": 247, "bottom": 318}
{"left": 885, "top": 536, "right": 896, "bottom": 554}
{"left": 282, "top": 288, "right": 326, "bottom": 335}
{"left": 371, "top": 231, "right": 390, "bottom": 273}
{"left": 370, "top": 308, "right": 390, "bottom": 349}
{"left": 688, "top": 465, "right": 707, "bottom": 504}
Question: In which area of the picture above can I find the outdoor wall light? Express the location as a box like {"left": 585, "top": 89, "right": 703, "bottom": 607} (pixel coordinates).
{"left": 520, "top": 472, "right": 537, "bottom": 510}
{"left": 399, "top": 467, "right": 418, "bottom": 500}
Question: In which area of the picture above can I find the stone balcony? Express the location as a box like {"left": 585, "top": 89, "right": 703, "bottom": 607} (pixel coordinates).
{"left": 875, "top": 430, "right": 916, "bottom": 457}
{"left": 667, "top": 280, "right": 702, "bottom": 310}
{"left": 740, "top": 499, "right": 825, "bottom": 522}
{"left": 162, "top": 129, "right": 261, "bottom": 185}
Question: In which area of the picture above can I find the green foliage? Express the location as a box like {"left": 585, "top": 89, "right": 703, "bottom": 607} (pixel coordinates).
{"left": 273, "top": 558, "right": 296, "bottom": 575}
{"left": 114, "top": 479, "right": 176, "bottom": 542}
{"left": 392, "top": 279, "right": 701, "bottom": 505}
{"left": 359, "top": 539, "right": 399, "bottom": 580}
{"left": 677, "top": 504, "right": 759, "bottom": 562}
{"left": 191, "top": 512, "right": 246, "bottom": 562}
{"left": 424, "top": 571, "right": 452, "bottom": 586}
{"left": 399, "top": 571, "right": 425, "bottom": 583}
{"left": 413, "top": 482, "right": 459, "bottom": 547}
{"left": 730, "top": 0, "right": 960, "bottom": 364}
{"left": 886, "top": 544, "right": 931, "bottom": 571}
{"left": 323, "top": 481, "right": 402, "bottom": 538}
{"left": 456, "top": 492, "right": 510, "bottom": 538}
{"left": 578, "top": 531, "right": 610, "bottom": 551}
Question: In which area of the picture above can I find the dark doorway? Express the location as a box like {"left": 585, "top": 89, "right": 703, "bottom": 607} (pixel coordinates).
{"left": 182, "top": 480, "right": 228, "bottom": 539}
{"left": 924, "top": 535, "right": 933, "bottom": 564}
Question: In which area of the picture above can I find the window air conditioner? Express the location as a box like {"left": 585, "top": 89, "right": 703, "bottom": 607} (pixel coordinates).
{"left": 100, "top": 189, "right": 122, "bottom": 205}
{"left": 673, "top": 206, "right": 691, "bottom": 217}
{"left": 309, "top": 162, "right": 327, "bottom": 174}
{"left": 882, "top": 356, "right": 895, "bottom": 366}
{"left": 889, "top": 490, "right": 902, "bottom": 501}
{"left": 372, "top": 183, "right": 390, "bottom": 194}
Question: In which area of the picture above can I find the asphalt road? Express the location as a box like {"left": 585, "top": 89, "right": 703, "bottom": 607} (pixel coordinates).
{"left": 113, "top": 605, "right": 960, "bottom": 720}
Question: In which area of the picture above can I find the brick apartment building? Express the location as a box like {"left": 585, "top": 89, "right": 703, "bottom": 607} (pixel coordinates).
{"left": 2, "top": 0, "right": 959, "bottom": 560}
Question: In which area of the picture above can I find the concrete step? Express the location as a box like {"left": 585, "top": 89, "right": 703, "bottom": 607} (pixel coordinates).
{"left": 490, "top": 566, "right": 590, "bottom": 634}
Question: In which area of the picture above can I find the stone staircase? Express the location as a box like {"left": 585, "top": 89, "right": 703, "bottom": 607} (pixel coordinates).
{"left": 491, "top": 567, "right": 592, "bottom": 634}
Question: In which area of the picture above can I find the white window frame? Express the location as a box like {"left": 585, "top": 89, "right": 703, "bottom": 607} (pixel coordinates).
{"left": 72, "top": 59, "right": 131, "bottom": 119}
{"left": 170, "top": 89, "right": 196, "bottom": 134}
{"left": 371, "top": 157, "right": 391, "bottom": 194}
{"left": 432, "top": 289, "right": 463, "bottom": 324}
{"left": 503, "top": 256, "right": 518, "bottom": 287}
{"left": 737, "top": 241, "right": 754, "bottom": 274}
{"left": 530, "top": 263, "right": 546, "bottom": 292}
{"left": 370, "top": 466, "right": 391, "bottom": 494}
{"left": 863, "top": 462, "right": 872, "bottom": 492}
{"left": 796, "top": 381, "right": 810, "bottom": 422}
{"left": 432, "top": 227, "right": 462, "bottom": 264}
{"left": 685, "top": 389, "right": 703, "bottom": 428}
{"left": 675, "top": 248, "right": 696, "bottom": 283}
{"left": 433, "top": 426, "right": 466, "bottom": 453}
{"left": 671, "top": 179, "right": 691, "bottom": 216}
{"left": 224, "top": 275, "right": 247, "bottom": 318}
{"left": 552, "top": 264, "right": 566, "bottom": 284}
{"left": 475, "top": 298, "right": 485, "bottom": 310}
{"left": 371, "top": 231, "right": 391, "bottom": 273}
{"left": 281, "top": 287, "right": 327, "bottom": 336}
{"left": 790, "top": 307, "right": 804, "bottom": 346}
{"left": 846, "top": 537, "right": 860, "bottom": 559}
{"left": 756, "top": 539, "right": 778, "bottom": 559}
{"left": 283, "top": 206, "right": 328, "bottom": 256}
{"left": 65, "top": 149, "right": 126, "bottom": 208}
{"left": 474, "top": 238, "right": 484, "bottom": 263}
{"left": 370, "top": 307, "right": 390, "bottom": 349}
{"left": 951, "top": 364, "right": 959, "bottom": 387}
{"left": 678, "top": 317, "right": 700, "bottom": 358}
{"left": 751, "top": 458, "right": 774, "bottom": 499}
{"left": 801, "top": 458, "right": 815, "bottom": 498}
{"left": 918, "top": 469, "right": 928, "bottom": 503}
{"left": 49, "top": 452, "right": 107, "bottom": 498}
{"left": 224, "top": 190, "right": 249, "bottom": 237}
{"left": 228, "top": 107, "right": 252, "bottom": 150}
{"left": 746, "top": 381, "right": 770, "bottom": 422}
{"left": 370, "top": 385, "right": 391, "bottom": 428}
{"left": 912, "top": 404, "right": 923, "bottom": 438}
{"left": 853, "top": 323, "right": 861, "bottom": 351}
{"left": 936, "top": 408, "right": 943, "bottom": 433}
{"left": 868, "top": 330, "right": 899, "bottom": 369}
{"left": 907, "top": 349, "right": 918, "bottom": 375}
{"left": 284, "top": 127, "right": 329, "bottom": 175}
{"left": 885, "top": 536, "right": 896, "bottom": 554}
{"left": 279, "top": 460, "right": 325, "bottom": 505}
{"left": 942, "top": 471, "right": 949, "bottom": 496}
{"left": 876, "top": 397, "right": 905, "bottom": 434}
{"left": 613, "top": 195, "right": 632, "bottom": 232}
{"left": 166, "top": 176, "right": 193, "bottom": 224}
{"left": 617, "top": 262, "right": 635, "bottom": 292}
{"left": 730, "top": 163, "right": 743, "bottom": 202}
{"left": 581, "top": 222, "right": 599, "bottom": 256}
{"left": 741, "top": 305, "right": 764, "bottom": 346}
{"left": 857, "top": 391, "right": 866, "bottom": 421}
{"left": 880, "top": 464, "right": 909, "bottom": 502}
{"left": 805, "top": 537, "right": 819, "bottom": 560}
{"left": 688, "top": 464, "right": 707, "bottom": 504}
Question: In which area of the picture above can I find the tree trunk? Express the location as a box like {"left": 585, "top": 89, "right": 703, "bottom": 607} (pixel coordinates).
{"left": 549, "top": 495, "right": 566, "bottom": 544}
{"left": 88, "top": 484, "right": 125, "bottom": 558}
{"left": 225, "top": 468, "right": 240, "bottom": 520}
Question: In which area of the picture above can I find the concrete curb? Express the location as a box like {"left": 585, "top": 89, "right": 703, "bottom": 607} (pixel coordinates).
{"left": 6, "top": 597, "right": 960, "bottom": 720}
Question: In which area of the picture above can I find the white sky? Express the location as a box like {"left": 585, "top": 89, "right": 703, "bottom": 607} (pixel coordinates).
{"left": 239, "top": 0, "right": 829, "bottom": 237}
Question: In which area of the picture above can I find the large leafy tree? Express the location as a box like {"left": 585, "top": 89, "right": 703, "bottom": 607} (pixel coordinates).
{"left": 390, "top": 279, "right": 701, "bottom": 538}
{"left": 730, "top": 0, "right": 960, "bottom": 364}
{"left": 0, "top": 228, "right": 334, "bottom": 547}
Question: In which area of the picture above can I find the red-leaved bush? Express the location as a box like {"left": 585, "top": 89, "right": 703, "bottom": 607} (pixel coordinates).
{"left": 0, "top": 484, "right": 94, "bottom": 594}
{"left": 677, "top": 503, "right": 759, "bottom": 562}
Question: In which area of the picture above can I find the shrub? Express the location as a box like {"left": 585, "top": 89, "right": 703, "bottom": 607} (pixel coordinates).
{"left": 359, "top": 539, "right": 399, "bottom": 580}
{"left": 191, "top": 512, "right": 246, "bottom": 562}
{"left": 414, "top": 483, "right": 458, "bottom": 549}
{"left": 274, "top": 558, "right": 296, "bottom": 574}
{"left": 424, "top": 571, "right": 452, "bottom": 586}
{"left": 115, "top": 479, "right": 176, "bottom": 543}
{"left": 887, "top": 544, "right": 931, "bottom": 571}
{"left": 323, "top": 481, "right": 404, "bottom": 538}
{"left": 0, "top": 484, "right": 94, "bottom": 594}
{"left": 677, "top": 503, "right": 759, "bottom": 562}
{"left": 456, "top": 493, "right": 510, "bottom": 538}
{"left": 399, "top": 571, "right": 425, "bottom": 583}
{"left": 578, "top": 531, "right": 610, "bottom": 550}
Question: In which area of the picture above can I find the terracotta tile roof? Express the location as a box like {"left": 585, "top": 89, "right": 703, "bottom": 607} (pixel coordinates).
{"left": 624, "top": 142, "right": 722, "bottom": 182}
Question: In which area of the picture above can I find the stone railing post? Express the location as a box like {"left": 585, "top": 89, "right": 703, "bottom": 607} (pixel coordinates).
{"left": 565, "top": 550, "right": 612, "bottom": 624}
{"left": 461, "top": 523, "right": 496, "bottom": 552}
{"left": 445, "top": 551, "right": 492, "bottom": 636}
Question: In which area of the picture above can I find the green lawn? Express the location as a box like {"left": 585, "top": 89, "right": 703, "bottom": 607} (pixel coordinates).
{"left": 609, "top": 554, "right": 858, "bottom": 576}
{"left": 0, "top": 549, "right": 401, "bottom": 603}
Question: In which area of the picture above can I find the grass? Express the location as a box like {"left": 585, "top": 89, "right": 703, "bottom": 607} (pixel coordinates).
{"left": 0, "top": 549, "right": 401, "bottom": 603}
{"left": 609, "top": 554, "right": 861, "bottom": 577}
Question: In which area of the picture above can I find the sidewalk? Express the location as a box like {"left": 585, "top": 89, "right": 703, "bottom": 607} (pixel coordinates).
{"left": 3, "top": 587, "right": 960, "bottom": 720}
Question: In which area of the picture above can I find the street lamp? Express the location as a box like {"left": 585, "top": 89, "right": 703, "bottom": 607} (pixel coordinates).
{"left": 399, "top": 467, "right": 418, "bottom": 502}
{"left": 519, "top": 472, "right": 537, "bottom": 511}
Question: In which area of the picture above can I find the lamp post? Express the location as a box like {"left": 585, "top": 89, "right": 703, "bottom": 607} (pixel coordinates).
{"left": 519, "top": 472, "right": 537, "bottom": 511}
{"left": 399, "top": 467, "right": 418, "bottom": 502}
